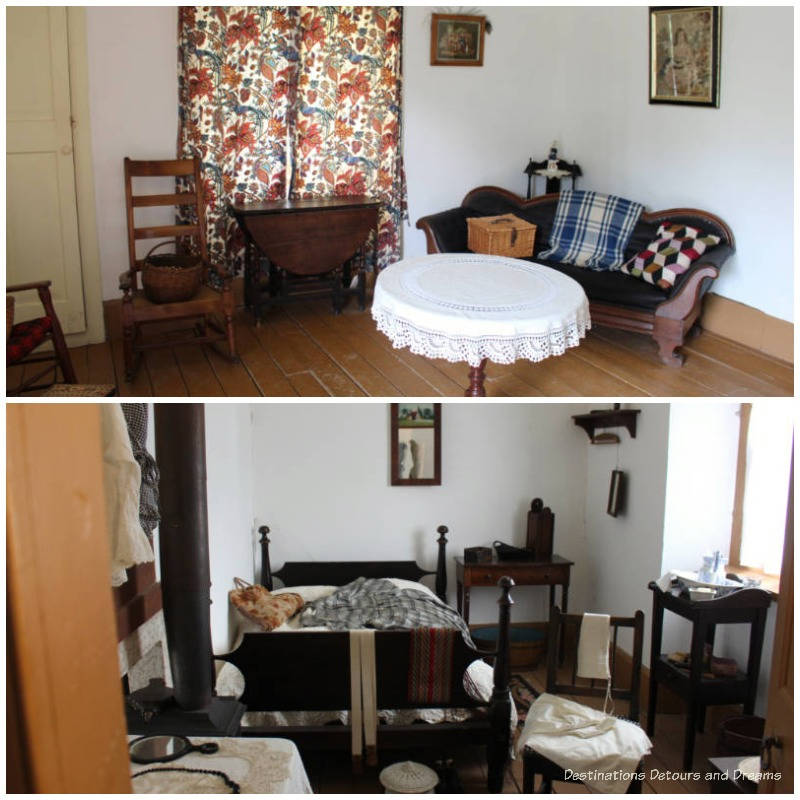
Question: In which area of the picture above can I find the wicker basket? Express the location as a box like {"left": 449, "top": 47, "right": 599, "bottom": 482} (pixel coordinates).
{"left": 467, "top": 214, "right": 536, "bottom": 258}
{"left": 141, "top": 241, "right": 203, "bottom": 304}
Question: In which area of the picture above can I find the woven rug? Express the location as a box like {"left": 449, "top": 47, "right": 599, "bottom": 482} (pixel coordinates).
{"left": 509, "top": 674, "right": 539, "bottom": 725}
{"left": 38, "top": 383, "right": 117, "bottom": 397}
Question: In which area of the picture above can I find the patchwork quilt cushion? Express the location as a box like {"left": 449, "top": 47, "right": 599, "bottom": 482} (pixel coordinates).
{"left": 7, "top": 316, "right": 53, "bottom": 362}
{"left": 539, "top": 190, "right": 644, "bottom": 270}
{"left": 621, "top": 222, "right": 721, "bottom": 290}
{"left": 230, "top": 582, "right": 304, "bottom": 631}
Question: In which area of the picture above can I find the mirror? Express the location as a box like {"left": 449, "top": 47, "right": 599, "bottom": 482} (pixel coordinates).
{"left": 129, "top": 734, "right": 218, "bottom": 764}
{"left": 390, "top": 403, "right": 441, "bottom": 486}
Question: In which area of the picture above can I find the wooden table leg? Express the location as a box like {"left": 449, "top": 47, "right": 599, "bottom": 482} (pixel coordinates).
{"left": 646, "top": 594, "right": 664, "bottom": 738}
{"left": 465, "top": 358, "right": 488, "bottom": 397}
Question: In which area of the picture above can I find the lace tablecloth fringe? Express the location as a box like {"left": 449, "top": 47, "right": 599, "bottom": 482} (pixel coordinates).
{"left": 372, "top": 308, "right": 591, "bottom": 367}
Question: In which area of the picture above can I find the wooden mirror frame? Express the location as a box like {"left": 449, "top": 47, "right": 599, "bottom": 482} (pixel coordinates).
{"left": 390, "top": 403, "right": 441, "bottom": 486}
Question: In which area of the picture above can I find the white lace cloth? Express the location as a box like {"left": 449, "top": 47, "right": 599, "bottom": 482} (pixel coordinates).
{"left": 372, "top": 253, "right": 590, "bottom": 367}
{"left": 128, "top": 736, "right": 311, "bottom": 794}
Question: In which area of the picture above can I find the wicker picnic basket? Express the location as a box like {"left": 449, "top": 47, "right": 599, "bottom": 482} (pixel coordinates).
{"left": 467, "top": 214, "right": 536, "bottom": 258}
{"left": 141, "top": 241, "right": 203, "bottom": 304}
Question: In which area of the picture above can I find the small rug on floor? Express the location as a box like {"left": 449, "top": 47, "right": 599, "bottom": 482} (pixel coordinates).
{"left": 510, "top": 674, "right": 539, "bottom": 725}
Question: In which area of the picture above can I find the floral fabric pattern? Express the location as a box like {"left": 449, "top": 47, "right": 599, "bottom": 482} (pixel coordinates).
{"left": 178, "top": 6, "right": 405, "bottom": 275}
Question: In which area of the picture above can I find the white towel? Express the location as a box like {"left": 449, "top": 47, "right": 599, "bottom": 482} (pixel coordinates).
{"left": 348, "top": 629, "right": 377, "bottom": 762}
{"left": 517, "top": 693, "right": 651, "bottom": 794}
{"left": 349, "top": 630, "right": 364, "bottom": 759}
{"left": 576, "top": 613, "right": 611, "bottom": 680}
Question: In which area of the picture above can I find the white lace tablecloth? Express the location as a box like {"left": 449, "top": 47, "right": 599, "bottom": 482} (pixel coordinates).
{"left": 372, "top": 253, "right": 590, "bottom": 367}
{"left": 128, "top": 735, "right": 312, "bottom": 793}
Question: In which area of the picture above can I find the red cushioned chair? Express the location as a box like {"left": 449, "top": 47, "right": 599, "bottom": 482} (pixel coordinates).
{"left": 6, "top": 280, "right": 77, "bottom": 395}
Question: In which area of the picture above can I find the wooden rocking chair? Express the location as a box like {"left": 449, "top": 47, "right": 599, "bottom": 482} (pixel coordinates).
{"left": 120, "top": 157, "right": 237, "bottom": 381}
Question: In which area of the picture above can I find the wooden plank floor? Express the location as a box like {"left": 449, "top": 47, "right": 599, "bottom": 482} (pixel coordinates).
{"left": 303, "top": 661, "right": 743, "bottom": 794}
{"left": 55, "top": 299, "right": 793, "bottom": 397}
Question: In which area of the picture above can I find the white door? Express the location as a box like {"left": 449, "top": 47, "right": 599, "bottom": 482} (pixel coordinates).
{"left": 6, "top": 6, "right": 86, "bottom": 333}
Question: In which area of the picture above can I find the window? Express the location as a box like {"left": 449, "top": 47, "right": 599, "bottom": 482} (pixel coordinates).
{"left": 731, "top": 403, "right": 793, "bottom": 576}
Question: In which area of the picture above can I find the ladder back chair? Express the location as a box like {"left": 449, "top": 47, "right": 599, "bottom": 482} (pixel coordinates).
{"left": 6, "top": 280, "right": 77, "bottom": 395}
{"left": 522, "top": 605, "right": 646, "bottom": 793}
{"left": 120, "top": 157, "right": 236, "bottom": 380}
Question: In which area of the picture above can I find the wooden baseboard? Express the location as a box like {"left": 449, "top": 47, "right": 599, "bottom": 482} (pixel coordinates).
{"left": 703, "top": 293, "right": 793, "bottom": 363}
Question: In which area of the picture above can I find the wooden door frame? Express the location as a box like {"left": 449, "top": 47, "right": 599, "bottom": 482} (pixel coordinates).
{"left": 7, "top": 404, "right": 131, "bottom": 791}
{"left": 66, "top": 8, "right": 105, "bottom": 346}
{"left": 760, "top": 455, "right": 793, "bottom": 793}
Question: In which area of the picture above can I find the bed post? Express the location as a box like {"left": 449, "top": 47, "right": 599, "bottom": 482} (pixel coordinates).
{"left": 435, "top": 525, "right": 448, "bottom": 602}
{"left": 487, "top": 576, "right": 514, "bottom": 793}
{"left": 259, "top": 526, "right": 272, "bottom": 590}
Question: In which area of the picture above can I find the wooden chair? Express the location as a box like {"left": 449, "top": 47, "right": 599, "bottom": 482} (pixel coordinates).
{"left": 120, "top": 157, "right": 236, "bottom": 380}
{"left": 6, "top": 280, "right": 77, "bottom": 394}
{"left": 522, "top": 606, "right": 646, "bottom": 794}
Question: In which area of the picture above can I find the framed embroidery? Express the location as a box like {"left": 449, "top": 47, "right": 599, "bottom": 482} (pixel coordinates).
{"left": 649, "top": 6, "right": 721, "bottom": 107}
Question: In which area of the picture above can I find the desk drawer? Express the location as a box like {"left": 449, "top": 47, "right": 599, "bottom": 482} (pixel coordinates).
{"left": 467, "top": 565, "right": 568, "bottom": 586}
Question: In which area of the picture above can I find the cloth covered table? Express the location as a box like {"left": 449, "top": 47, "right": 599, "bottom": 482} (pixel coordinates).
{"left": 128, "top": 735, "right": 312, "bottom": 793}
{"left": 372, "top": 253, "right": 590, "bottom": 395}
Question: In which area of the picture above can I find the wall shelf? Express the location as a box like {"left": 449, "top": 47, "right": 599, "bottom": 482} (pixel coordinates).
{"left": 572, "top": 408, "right": 640, "bottom": 442}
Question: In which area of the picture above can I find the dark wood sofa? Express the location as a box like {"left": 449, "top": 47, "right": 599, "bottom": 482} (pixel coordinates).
{"left": 416, "top": 187, "right": 735, "bottom": 366}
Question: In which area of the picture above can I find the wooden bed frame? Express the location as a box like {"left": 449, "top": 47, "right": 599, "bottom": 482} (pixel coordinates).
{"left": 216, "top": 526, "right": 515, "bottom": 792}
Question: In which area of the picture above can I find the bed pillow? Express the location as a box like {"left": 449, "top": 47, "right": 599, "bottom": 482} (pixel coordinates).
{"left": 539, "top": 189, "right": 644, "bottom": 270}
{"left": 388, "top": 577, "right": 438, "bottom": 599}
{"left": 229, "top": 582, "right": 304, "bottom": 631}
{"left": 620, "top": 221, "right": 721, "bottom": 290}
{"left": 273, "top": 585, "right": 337, "bottom": 604}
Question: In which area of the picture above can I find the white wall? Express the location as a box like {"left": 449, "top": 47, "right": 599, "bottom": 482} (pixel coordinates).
{"left": 403, "top": 6, "right": 794, "bottom": 322}
{"left": 661, "top": 401, "right": 776, "bottom": 713}
{"left": 247, "top": 402, "right": 593, "bottom": 626}
{"left": 661, "top": 403, "right": 740, "bottom": 585}
{"left": 205, "top": 404, "right": 255, "bottom": 653}
{"left": 582, "top": 403, "right": 671, "bottom": 661}
{"left": 85, "top": 6, "right": 178, "bottom": 301}
{"left": 201, "top": 400, "right": 780, "bottom": 710}
{"left": 84, "top": 6, "right": 793, "bottom": 322}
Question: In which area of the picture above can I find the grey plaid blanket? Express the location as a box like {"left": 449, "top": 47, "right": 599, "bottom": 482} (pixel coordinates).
{"left": 298, "top": 577, "right": 474, "bottom": 644}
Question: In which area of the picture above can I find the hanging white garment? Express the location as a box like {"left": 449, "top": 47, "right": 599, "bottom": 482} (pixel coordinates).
{"left": 101, "top": 404, "right": 154, "bottom": 586}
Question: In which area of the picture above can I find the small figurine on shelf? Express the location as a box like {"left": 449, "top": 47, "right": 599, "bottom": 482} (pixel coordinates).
{"left": 546, "top": 141, "right": 560, "bottom": 173}
{"left": 523, "top": 142, "right": 583, "bottom": 198}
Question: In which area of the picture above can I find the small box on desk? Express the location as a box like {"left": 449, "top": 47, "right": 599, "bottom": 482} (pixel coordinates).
{"left": 463, "top": 546, "right": 492, "bottom": 564}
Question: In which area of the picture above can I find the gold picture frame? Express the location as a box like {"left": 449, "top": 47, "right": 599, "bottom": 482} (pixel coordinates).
{"left": 430, "top": 13, "right": 486, "bottom": 67}
{"left": 649, "top": 6, "right": 721, "bottom": 107}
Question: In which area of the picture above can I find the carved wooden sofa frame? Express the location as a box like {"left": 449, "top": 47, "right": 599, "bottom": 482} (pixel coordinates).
{"left": 416, "top": 187, "right": 735, "bottom": 366}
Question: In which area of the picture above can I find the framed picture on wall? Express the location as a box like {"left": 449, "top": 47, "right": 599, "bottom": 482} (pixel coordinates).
{"left": 390, "top": 403, "right": 441, "bottom": 486}
{"left": 430, "top": 13, "right": 486, "bottom": 66}
{"left": 649, "top": 6, "right": 721, "bottom": 107}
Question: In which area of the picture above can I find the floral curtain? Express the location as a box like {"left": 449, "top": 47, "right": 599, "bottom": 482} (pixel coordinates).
{"left": 178, "top": 6, "right": 405, "bottom": 274}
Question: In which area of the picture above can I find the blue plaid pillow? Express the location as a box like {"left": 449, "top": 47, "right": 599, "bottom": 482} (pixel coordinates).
{"left": 539, "top": 190, "right": 644, "bottom": 270}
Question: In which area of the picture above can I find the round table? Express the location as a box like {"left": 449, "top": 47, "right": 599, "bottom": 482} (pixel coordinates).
{"left": 371, "top": 253, "right": 591, "bottom": 396}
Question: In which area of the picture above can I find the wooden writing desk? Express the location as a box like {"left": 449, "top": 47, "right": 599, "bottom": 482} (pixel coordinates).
{"left": 454, "top": 555, "right": 573, "bottom": 623}
{"left": 231, "top": 196, "right": 380, "bottom": 319}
